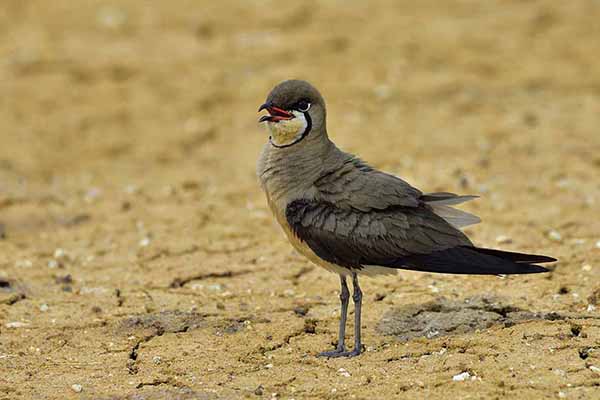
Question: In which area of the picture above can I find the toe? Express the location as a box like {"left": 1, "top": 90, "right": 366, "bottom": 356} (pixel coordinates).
{"left": 317, "top": 348, "right": 361, "bottom": 358}
{"left": 317, "top": 349, "right": 345, "bottom": 358}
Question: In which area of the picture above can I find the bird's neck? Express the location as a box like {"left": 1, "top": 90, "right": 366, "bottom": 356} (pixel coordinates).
{"left": 257, "top": 134, "right": 335, "bottom": 206}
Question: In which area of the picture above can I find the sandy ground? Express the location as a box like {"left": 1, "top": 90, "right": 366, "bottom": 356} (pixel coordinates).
{"left": 1, "top": 1, "right": 600, "bottom": 399}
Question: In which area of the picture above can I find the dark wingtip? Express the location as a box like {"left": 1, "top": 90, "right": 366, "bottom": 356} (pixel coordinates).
{"left": 472, "top": 247, "right": 557, "bottom": 264}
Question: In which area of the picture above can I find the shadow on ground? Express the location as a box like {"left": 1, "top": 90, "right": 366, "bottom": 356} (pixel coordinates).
{"left": 377, "top": 295, "right": 575, "bottom": 342}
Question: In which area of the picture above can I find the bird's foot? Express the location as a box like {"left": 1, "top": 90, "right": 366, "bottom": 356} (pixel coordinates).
{"left": 317, "top": 347, "right": 361, "bottom": 358}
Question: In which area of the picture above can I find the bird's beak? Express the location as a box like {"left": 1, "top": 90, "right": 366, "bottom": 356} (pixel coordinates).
{"left": 258, "top": 102, "right": 293, "bottom": 123}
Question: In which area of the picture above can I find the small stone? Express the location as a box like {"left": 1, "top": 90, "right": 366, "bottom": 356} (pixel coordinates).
{"left": 254, "top": 385, "right": 264, "bottom": 396}
{"left": 596, "top": 240, "right": 600, "bottom": 249}
{"left": 496, "top": 235, "right": 513, "bottom": 244}
{"left": 587, "top": 304, "right": 596, "bottom": 312}
{"left": 293, "top": 306, "right": 309, "bottom": 316}
{"left": 40, "top": 304, "right": 49, "bottom": 312}
{"left": 71, "top": 384, "right": 83, "bottom": 393}
{"left": 426, "top": 329, "right": 440, "bottom": 339}
{"left": 5, "top": 321, "right": 28, "bottom": 328}
{"left": 553, "top": 368, "right": 566, "bottom": 376}
{"left": 452, "top": 371, "right": 471, "bottom": 381}
{"left": 582, "top": 264, "right": 592, "bottom": 272}
{"left": 139, "top": 237, "right": 151, "bottom": 247}
{"left": 557, "top": 391, "right": 566, "bottom": 399}
{"left": 47, "top": 260, "right": 60, "bottom": 269}
{"left": 427, "top": 284, "right": 440, "bottom": 293}
{"left": 54, "top": 248, "right": 66, "bottom": 259}
{"left": 589, "top": 365, "right": 600, "bottom": 375}
{"left": 548, "top": 230, "right": 562, "bottom": 242}
{"left": 152, "top": 356, "right": 161, "bottom": 365}
{"left": 265, "top": 363, "right": 273, "bottom": 369}
{"left": 338, "top": 368, "right": 351, "bottom": 378}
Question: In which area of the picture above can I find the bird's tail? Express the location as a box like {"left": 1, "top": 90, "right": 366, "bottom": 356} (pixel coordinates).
{"left": 394, "top": 246, "right": 555, "bottom": 275}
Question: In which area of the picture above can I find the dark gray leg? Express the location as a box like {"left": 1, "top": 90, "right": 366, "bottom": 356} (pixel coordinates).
{"left": 349, "top": 272, "right": 362, "bottom": 356}
{"left": 318, "top": 273, "right": 363, "bottom": 358}
{"left": 318, "top": 275, "right": 349, "bottom": 357}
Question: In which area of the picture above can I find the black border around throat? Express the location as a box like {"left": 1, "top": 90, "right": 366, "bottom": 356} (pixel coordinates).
{"left": 270, "top": 112, "right": 312, "bottom": 149}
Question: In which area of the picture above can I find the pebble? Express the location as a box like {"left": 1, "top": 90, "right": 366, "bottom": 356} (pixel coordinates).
{"left": 581, "top": 264, "right": 592, "bottom": 272}
{"left": 71, "top": 384, "right": 83, "bottom": 393}
{"left": 338, "top": 368, "right": 351, "bottom": 378}
{"left": 452, "top": 371, "right": 471, "bottom": 381}
{"left": 558, "top": 391, "right": 566, "bottom": 398}
{"left": 54, "top": 248, "right": 67, "bottom": 259}
{"left": 589, "top": 365, "right": 600, "bottom": 375}
{"left": 5, "top": 321, "right": 28, "bottom": 328}
{"left": 495, "top": 235, "right": 512, "bottom": 244}
{"left": 207, "top": 284, "right": 223, "bottom": 292}
{"left": 427, "top": 284, "right": 440, "bottom": 293}
{"left": 426, "top": 329, "right": 440, "bottom": 339}
{"left": 152, "top": 356, "right": 162, "bottom": 365}
{"left": 596, "top": 240, "right": 600, "bottom": 249}
{"left": 139, "top": 237, "right": 151, "bottom": 247}
{"left": 548, "top": 230, "right": 562, "bottom": 242}
{"left": 40, "top": 304, "right": 49, "bottom": 312}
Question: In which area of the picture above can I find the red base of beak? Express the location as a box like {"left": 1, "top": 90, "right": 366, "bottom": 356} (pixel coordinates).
{"left": 258, "top": 104, "right": 293, "bottom": 123}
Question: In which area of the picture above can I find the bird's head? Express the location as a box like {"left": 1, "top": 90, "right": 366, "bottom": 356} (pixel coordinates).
{"left": 258, "top": 80, "right": 327, "bottom": 148}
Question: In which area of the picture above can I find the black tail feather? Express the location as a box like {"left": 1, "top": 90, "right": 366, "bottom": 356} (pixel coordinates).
{"left": 472, "top": 247, "right": 556, "bottom": 264}
{"left": 391, "top": 246, "right": 554, "bottom": 275}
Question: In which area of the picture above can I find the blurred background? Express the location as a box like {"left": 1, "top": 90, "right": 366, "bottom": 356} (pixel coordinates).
{"left": 1, "top": 1, "right": 599, "bottom": 398}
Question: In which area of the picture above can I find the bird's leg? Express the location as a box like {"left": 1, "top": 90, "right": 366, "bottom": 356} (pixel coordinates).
{"left": 317, "top": 274, "right": 349, "bottom": 357}
{"left": 349, "top": 272, "right": 363, "bottom": 357}
{"left": 317, "top": 273, "right": 363, "bottom": 358}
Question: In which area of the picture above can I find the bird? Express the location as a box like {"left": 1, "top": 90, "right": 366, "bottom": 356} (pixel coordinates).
{"left": 256, "top": 79, "right": 556, "bottom": 358}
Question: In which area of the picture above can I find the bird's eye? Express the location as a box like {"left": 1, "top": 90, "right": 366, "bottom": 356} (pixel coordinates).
{"left": 296, "top": 100, "right": 311, "bottom": 112}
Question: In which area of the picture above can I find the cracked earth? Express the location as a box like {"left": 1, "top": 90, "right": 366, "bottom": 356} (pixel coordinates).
{"left": 1, "top": 1, "right": 600, "bottom": 399}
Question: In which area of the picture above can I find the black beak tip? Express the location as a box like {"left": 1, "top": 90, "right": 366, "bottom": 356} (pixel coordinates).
{"left": 259, "top": 115, "right": 272, "bottom": 123}
{"left": 258, "top": 103, "right": 270, "bottom": 112}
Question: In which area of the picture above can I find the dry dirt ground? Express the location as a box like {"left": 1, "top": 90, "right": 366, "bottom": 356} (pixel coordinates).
{"left": 1, "top": 1, "right": 600, "bottom": 399}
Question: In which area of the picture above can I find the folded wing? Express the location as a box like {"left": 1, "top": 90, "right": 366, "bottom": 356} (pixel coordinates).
{"left": 286, "top": 199, "right": 553, "bottom": 275}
